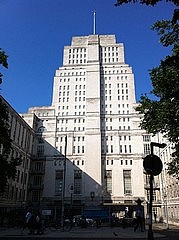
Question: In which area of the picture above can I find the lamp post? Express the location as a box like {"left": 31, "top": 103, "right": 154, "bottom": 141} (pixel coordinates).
{"left": 144, "top": 142, "right": 166, "bottom": 240}
{"left": 163, "top": 192, "right": 169, "bottom": 229}
{"left": 61, "top": 135, "right": 67, "bottom": 230}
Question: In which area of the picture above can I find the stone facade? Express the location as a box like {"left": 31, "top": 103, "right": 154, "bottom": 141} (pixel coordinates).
{"left": 24, "top": 34, "right": 150, "bottom": 215}
{"left": 0, "top": 96, "right": 36, "bottom": 210}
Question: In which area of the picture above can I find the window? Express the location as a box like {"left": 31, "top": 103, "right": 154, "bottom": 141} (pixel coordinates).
{"left": 74, "top": 170, "right": 82, "bottom": 194}
{"left": 143, "top": 135, "right": 151, "bottom": 142}
{"left": 123, "top": 170, "right": 132, "bottom": 194}
{"left": 104, "top": 170, "right": 112, "bottom": 194}
{"left": 32, "top": 190, "right": 40, "bottom": 202}
{"left": 124, "top": 145, "right": 127, "bottom": 153}
{"left": 120, "top": 145, "right": 122, "bottom": 153}
{"left": 111, "top": 145, "right": 113, "bottom": 153}
{"left": 55, "top": 170, "right": 63, "bottom": 195}
{"left": 144, "top": 143, "right": 150, "bottom": 155}
{"left": 33, "top": 175, "right": 42, "bottom": 186}
{"left": 37, "top": 145, "right": 44, "bottom": 157}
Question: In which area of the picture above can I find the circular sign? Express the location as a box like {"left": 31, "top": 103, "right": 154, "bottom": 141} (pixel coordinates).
{"left": 143, "top": 154, "right": 163, "bottom": 176}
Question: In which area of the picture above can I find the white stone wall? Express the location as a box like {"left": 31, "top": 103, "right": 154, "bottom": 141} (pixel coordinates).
{"left": 24, "top": 34, "right": 149, "bottom": 206}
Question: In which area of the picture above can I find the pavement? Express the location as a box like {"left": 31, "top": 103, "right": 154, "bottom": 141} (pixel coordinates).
{"left": 0, "top": 223, "right": 173, "bottom": 239}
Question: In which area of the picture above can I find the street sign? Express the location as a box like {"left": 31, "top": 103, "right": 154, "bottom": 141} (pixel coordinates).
{"left": 143, "top": 154, "right": 163, "bottom": 176}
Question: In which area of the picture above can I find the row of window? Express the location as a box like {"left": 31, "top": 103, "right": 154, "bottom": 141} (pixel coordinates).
{"left": 58, "top": 104, "right": 130, "bottom": 115}
{"left": 56, "top": 126, "right": 85, "bottom": 132}
{"left": 101, "top": 52, "right": 119, "bottom": 57}
{"left": 68, "top": 59, "right": 86, "bottom": 64}
{"left": 59, "top": 70, "right": 85, "bottom": 76}
{"left": 105, "top": 159, "right": 133, "bottom": 165}
{"left": 105, "top": 135, "right": 131, "bottom": 141}
{"left": 58, "top": 96, "right": 86, "bottom": 103}
{"left": 103, "top": 75, "right": 129, "bottom": 81}
{"left": 73, "top": 145, "right": 85, "bottom": 154}
{"left": 57, "top": 117, "right": 130, "bottom": 125}
{"left": 105, "top": 169, "right": 132, "bottom": 195}
{"left": 57, "top": 143, "right": 133, "bottom": 155}
{"left": 59, "top": 77, "right": 86, "bottom": 82}
{"left": 101, "top": 46, "right": 120, "bottom": 52}
{"left": 56, "top": 135, "right": 131, "bottom": 143}
{"left": 5, "top": 185, "right": 26, "bottom": 202}
{"left": 69, "top": 48, "right": 86, "bottom": 53}
{"left": 105, "top": 126, "right": 131, "bottom": 130}
{"left": 58, "top": 105, "right": 86, "bottom": 111}
{"left": 58, "top": 67, "right": 129, "bottom": 77}
{"left": 104, "top": 102, "right": 129, "bottom": 109}
{"left": 105, "top": 144, "right": 132, "bottom": 154}
{"left": 16, "top": 169, "right": 27, "bottom": 185}
{"left": 103, "top": 83, "right": 128, "bottom": 89}
{"left": 59, "top": 84, "right": 86, "bottom": 91}
{"left": 55, "top": 169, "right": 82, "bottom": 195}
{"left": 10, "top": 115, "right": 33, "bottom": 151}
{"left": 101, "top": 95, "right": 129, "bottom": 101}
{"left": 55, "top": 168, "right": 132, "bottom": 196}
{"left": 56, "top": 136, "right": 85, "bottom": 142}
{"left": 104, "top": 89, "right": 129, "bottom": 95}
{"left": 56, "top": 124, "right": 131, "bottom": 132}
{"left": 100, "top": 57, "right": 120, "bottom": 63}
{"left": 58, "top": 97, "right": 86, "bottom": 103}
{"left": 57, "top": 112, "right": 86, "bottom": 116}
{"left": 69, "top": 53, "right": 87, "bottom": 59}
{"left": 102, "top": 69, "right": 128, "bottom": 75}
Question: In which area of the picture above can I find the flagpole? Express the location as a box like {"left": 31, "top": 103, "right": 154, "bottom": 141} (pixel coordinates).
{"left": 93, "top": 11, "right": 96, "bottom": 34}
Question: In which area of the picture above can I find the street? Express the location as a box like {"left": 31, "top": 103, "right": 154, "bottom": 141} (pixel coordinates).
{"left": 0, "top": 224, "right": 179, "bottom": 240}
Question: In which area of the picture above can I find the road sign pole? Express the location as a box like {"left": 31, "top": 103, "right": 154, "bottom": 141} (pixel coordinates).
{"left": 148, "top": 142, "right": 154, "bottom": 240}
{"left": 145, "top": 142, "right": 166, "bottom": 240}
{"left": 148, "top": 173, "right": 154, "bottom": 240}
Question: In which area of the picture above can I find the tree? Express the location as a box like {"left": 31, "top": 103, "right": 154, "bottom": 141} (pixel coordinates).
{"left": 0, "top": 49, "right": 21, "bottom": 193}
{"left": 0, "top": 49, "right": 8, "bottom": 85}
{"left": 115, "top": 1, "right": 179, "bottom": 178}
{"left": 115, "top": 0, "right": 179, "bottom": 7}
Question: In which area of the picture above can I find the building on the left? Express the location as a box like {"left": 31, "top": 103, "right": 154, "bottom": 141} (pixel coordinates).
{"left": 0, "top": 96, "right": 41, "bottom": 224}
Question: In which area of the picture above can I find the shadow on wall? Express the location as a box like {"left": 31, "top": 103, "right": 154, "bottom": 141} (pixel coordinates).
{"left": 28, "top": 134, "right": 111, "bottom": 219}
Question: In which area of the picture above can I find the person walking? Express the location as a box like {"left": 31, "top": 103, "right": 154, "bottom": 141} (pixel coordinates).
{"left": 154, "top": 213, "right": 157, "bottom": 223}
{"left": 21, "top": 209, "right": 32, "bottom": 233}
{"left": 35, "top": 211, "right": 43, "bottom": 235}
{"left": 134, "top": 198, "right": 144, "bottom": 232}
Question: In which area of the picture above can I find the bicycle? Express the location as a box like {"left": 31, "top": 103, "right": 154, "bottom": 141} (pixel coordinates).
{"left": 43, "top": 219, "right": 72, "bottom": 232}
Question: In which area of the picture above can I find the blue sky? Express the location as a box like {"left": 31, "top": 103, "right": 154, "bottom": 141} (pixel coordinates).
{"left": 0, "top": 0, "right": 175, "bottom": 113}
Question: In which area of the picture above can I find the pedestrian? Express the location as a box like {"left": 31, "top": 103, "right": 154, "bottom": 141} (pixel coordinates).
{"left": 134, "top": 198, "right": 144, "bottom": 232}
{"left": 22, "top": 209, "right": 32, "bottom": 232}
{"left": 35, "top": 211, "right": 43, "bottom": 235}
{"left": 95, "top": 217, "right": 101, "bottom": 228}
{"left": 154, "top": 213, "right": 157, "bottom": 223}
{"left": 28, "top": 211, "right": 36, "bottom": 234}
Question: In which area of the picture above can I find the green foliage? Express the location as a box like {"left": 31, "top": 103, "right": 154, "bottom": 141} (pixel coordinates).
{"left": 136, "top": 20, "right": 179, "bottom": 178}
{"left": 0, "top": 49, "right": 8, "bottom": 85}
{"left": 0, "top": 50, "right": 21, "bottom": 193}
{"left": 115, "top": 0, "right": 179, "bottom": 7}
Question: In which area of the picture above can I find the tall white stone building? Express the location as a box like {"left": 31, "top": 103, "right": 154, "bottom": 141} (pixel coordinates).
{"left": 23, "top": 34, "right": 154, "bottom": 217}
